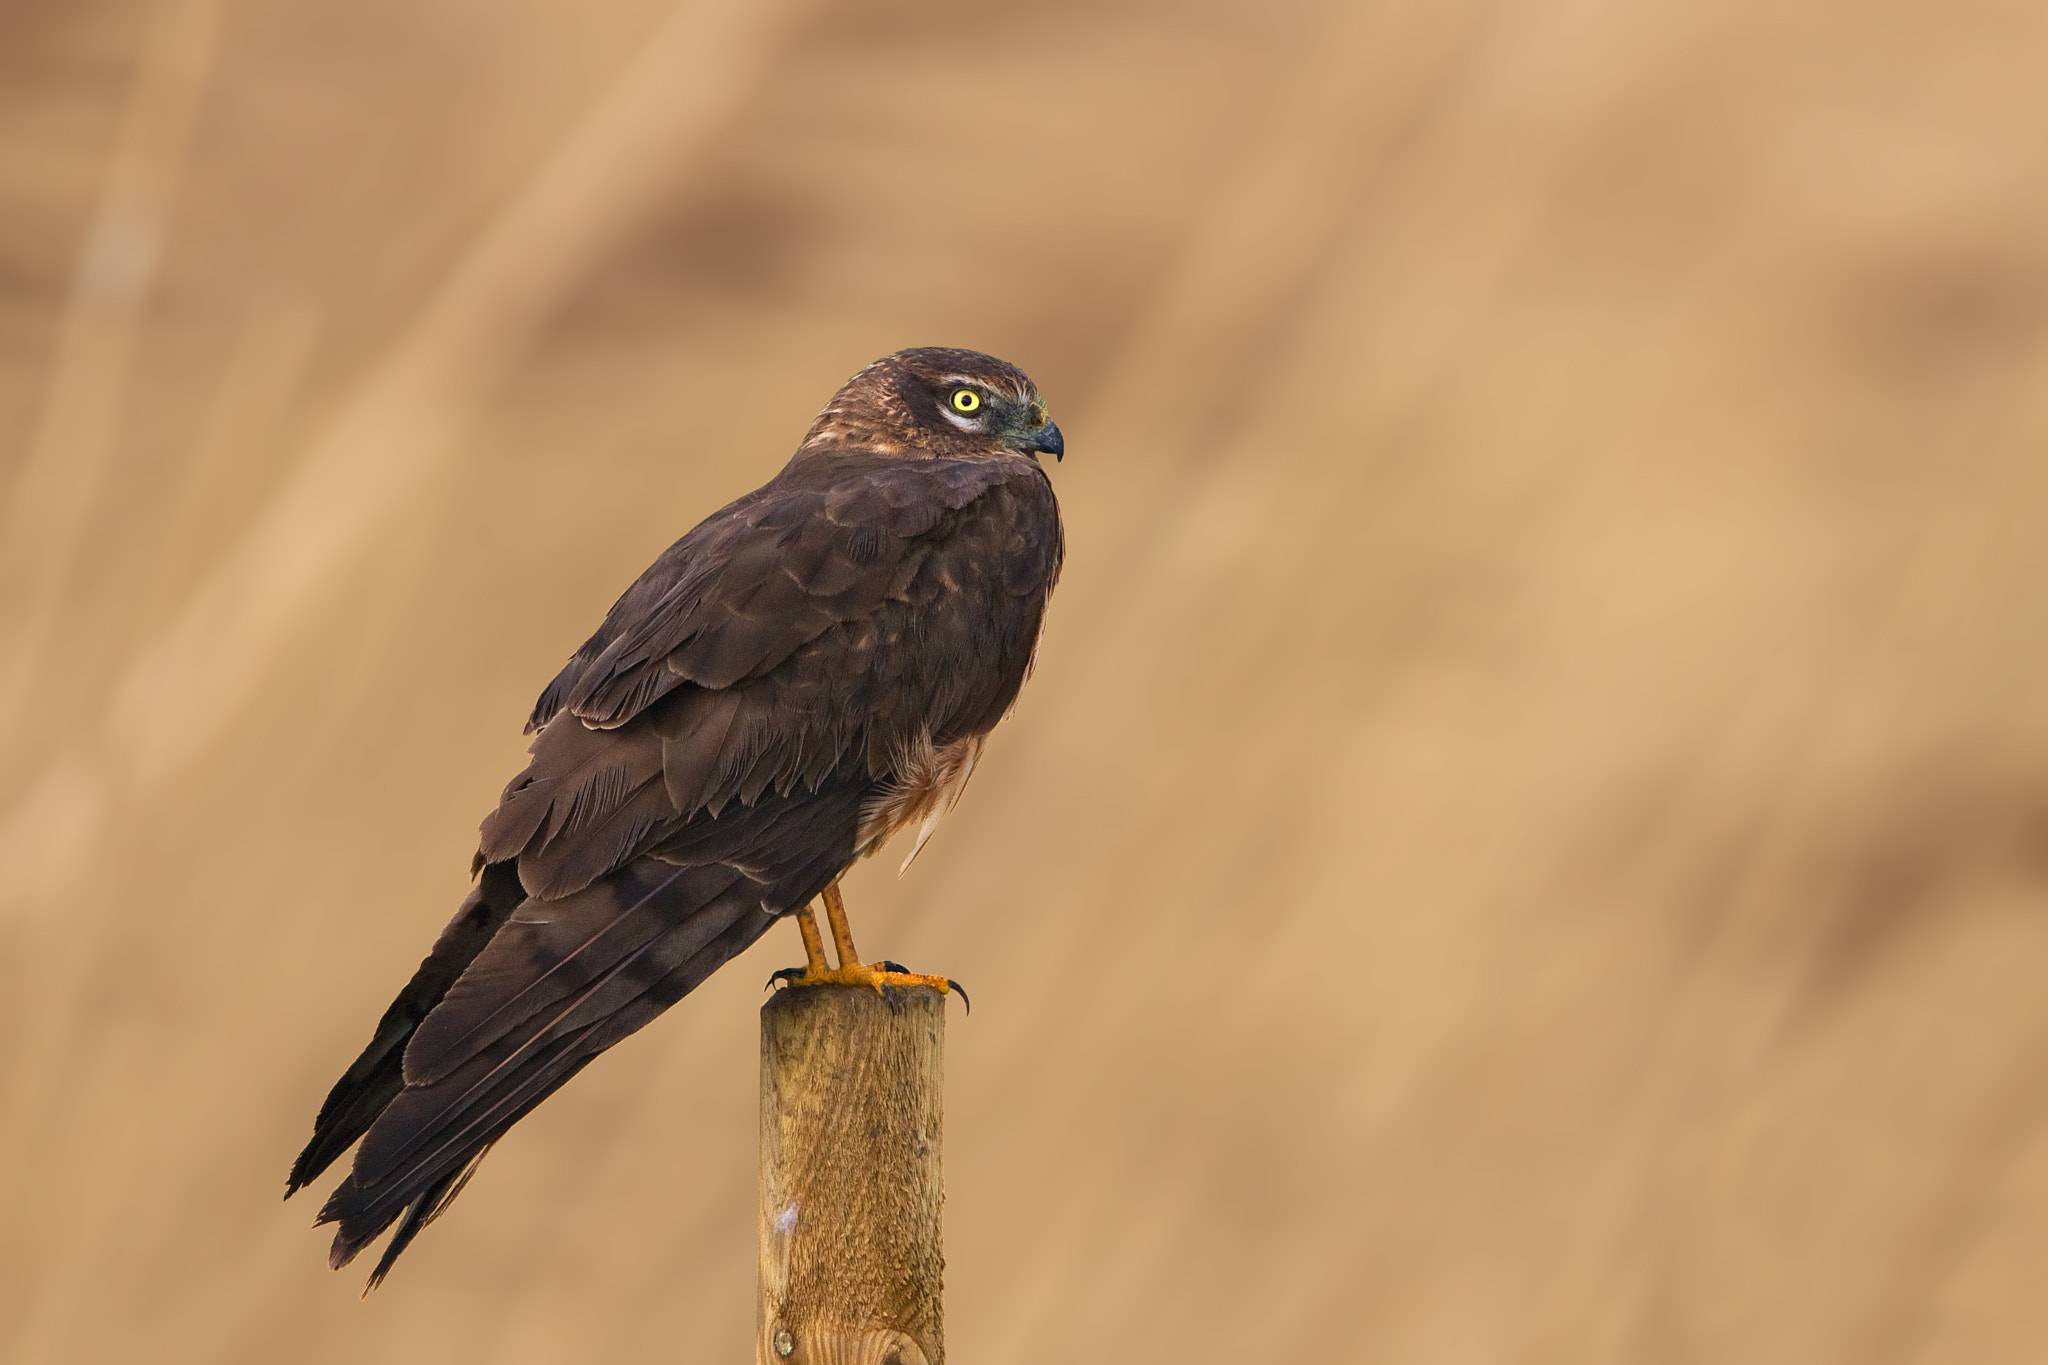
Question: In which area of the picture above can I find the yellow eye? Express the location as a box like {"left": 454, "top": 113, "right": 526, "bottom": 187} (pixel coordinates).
{"left": 951, "top": 388, "right": 981, "bottom": 413}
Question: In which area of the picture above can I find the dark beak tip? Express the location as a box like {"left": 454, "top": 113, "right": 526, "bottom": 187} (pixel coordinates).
{"left": 1041, "top": 420, "right": 1065, "bottom": 462}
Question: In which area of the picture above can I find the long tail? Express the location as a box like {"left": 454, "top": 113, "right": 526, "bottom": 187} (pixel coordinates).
{"left": 286, "top": 861, "right": 527, "bottom": 1199}
{"left": 289, "top": 853, "right": 817, "bottom": 1290}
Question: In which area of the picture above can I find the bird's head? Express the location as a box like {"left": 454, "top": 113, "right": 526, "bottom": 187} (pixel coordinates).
{"left": 801, "top": 347, "right": 1064, "bottom": 463}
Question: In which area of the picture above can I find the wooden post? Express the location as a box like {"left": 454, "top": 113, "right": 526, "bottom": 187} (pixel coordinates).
{"left": 758, "top": 984, "right": 945, "bottom": 1365}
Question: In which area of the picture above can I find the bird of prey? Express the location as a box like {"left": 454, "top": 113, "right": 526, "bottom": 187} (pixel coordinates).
{"left": 285, "top": 347, "right": 1064, "bottom": 1289}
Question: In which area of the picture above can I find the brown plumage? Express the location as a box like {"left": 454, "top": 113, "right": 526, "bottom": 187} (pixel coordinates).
{"left": 286, "top": 348, "right": 1064, "bottom": 1288}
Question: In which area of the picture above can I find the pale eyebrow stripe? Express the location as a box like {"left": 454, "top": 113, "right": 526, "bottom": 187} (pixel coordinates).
{"left": 938, "top": 373, "right": 1032, "bottom": 404}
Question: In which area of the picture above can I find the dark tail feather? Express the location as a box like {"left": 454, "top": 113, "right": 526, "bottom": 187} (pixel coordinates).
{"left": 357, "top": 1141, "right": 497, "bottom": 1294}
{"left": 317, "top": 869, "right": 783, "bottom": 1288}
{"left": 286, "top": 861, "right": 526, "bottom": 1198}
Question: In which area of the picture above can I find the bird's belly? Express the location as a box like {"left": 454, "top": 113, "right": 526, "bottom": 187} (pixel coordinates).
{"left": 855, "top": 731, "right": 987, "bottom": 870}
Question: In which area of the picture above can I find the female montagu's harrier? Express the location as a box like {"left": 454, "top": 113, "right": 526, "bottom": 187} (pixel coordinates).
{"left": 285, "top": 347, "right": 1065, "bottom": 1288}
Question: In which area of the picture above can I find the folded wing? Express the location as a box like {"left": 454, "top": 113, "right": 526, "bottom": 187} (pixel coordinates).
{"left": 290, "top": 454, "right": 1062, "bottom": 1287}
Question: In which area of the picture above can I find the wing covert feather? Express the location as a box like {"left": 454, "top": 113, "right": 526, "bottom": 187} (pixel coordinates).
{"left": 478, "top": 459, "right": 1058, "bottom": 899}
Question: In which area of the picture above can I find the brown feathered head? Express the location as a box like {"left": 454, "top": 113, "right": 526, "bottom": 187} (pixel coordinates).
{"left": 800, "top": 346, "right": 1064, "bottom": 463}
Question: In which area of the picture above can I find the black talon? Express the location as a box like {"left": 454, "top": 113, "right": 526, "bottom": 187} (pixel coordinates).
{"left": 876, "top": 965, "right": 911, "bottom": 1014}
{"left": 766, "top": 966, "right": 808, "bottom": 991}
{"left": 874, "top": 962, "right": 970, "bottom": 1013}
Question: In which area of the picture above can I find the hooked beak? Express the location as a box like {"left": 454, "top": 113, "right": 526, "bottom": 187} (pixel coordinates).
{"left": 1021, "top": 418, "right": 1064, "bottom": 462}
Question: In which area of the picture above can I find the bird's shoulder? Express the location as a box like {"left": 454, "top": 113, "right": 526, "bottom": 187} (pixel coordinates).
{"left": 527, "top": 448, "right": 1054, "bottom": 735}
{"left": 477, "top": 447, "right": 1060, "bottom": 897}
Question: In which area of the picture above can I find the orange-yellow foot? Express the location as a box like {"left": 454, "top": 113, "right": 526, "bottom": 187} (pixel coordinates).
{"left": 766, "top": 960, "right": 968, "bottom": 1012}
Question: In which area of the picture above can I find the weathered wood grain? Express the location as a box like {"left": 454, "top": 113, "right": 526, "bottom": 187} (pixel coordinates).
{"left": 759, "top": 985, "right": 944, "bottom": 1365}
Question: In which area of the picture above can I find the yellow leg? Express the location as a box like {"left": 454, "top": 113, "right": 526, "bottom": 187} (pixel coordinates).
{"left": 822, "top": 881, "right": 860, "bottom": 967}
{"left": 794, "top": 903, "right": 830, "bottom": 975}
{"left": 768, "top": 880, "right": 961, "bottom": 1005}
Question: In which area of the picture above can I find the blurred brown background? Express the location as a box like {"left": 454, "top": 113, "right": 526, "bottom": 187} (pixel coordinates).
{"left": 5, "top": 0, "right": 2048, "bottom": 1360}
